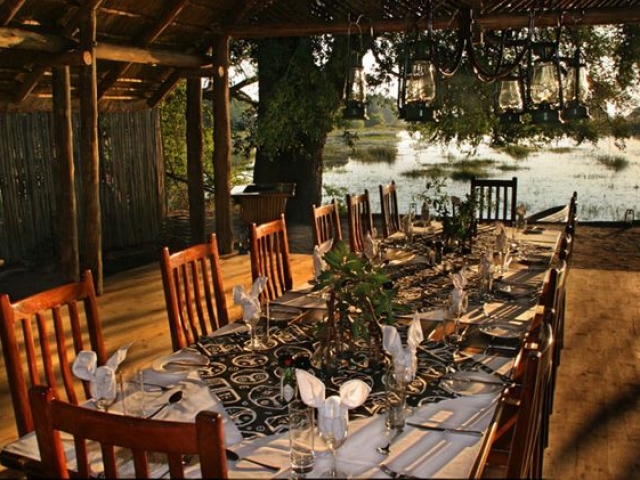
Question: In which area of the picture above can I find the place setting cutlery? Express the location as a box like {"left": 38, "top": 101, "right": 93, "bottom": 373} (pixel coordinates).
{"left": 378, "top": 463, "right": 418, "bottom": 479}
{"left": 405, "top": 422, "right": 484, "bottom": 437}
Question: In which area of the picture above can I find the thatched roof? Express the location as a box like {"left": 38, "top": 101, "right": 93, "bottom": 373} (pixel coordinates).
{"left": 1, "top": 0, "right": 640, "bottom": 113}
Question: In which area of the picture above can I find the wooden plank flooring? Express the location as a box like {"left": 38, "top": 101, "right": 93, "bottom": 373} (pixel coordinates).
{"left": 1, "top": 224, "right": 639, "bottom": 479}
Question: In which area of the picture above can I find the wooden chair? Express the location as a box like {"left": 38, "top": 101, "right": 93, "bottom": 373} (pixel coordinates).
{"left": 250, "top": 214, "right": 293, "bottom": 301}
{"left": 160, "top": 234, "right": 230, "bottom": 351}
{"left": 379, "top": 180, "right": 401, "bottom": 238}
{"left": 346, "top": 190, "right": 374, "bottom": 253}
{"left": 0, "top": 270, "right": 107, "bottom": 437}
{"left": 470, "top": 177, "right": 518, "bottom": 225}
{"left": 29, "top": 385, "right": 228, "bottom": 479}
{"left": 311, "top": 200, "right": 342, "bottom": 247}
{"left": 471, "top": 322, "right": 553, "bottom": 479}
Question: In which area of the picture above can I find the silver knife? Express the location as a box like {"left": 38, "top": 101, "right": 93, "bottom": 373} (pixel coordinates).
{"left": 406, "top": 422, "right": 484, "bottom": 436}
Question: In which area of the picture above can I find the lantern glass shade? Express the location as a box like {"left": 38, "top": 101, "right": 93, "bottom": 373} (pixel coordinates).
{"left": 406, "top": 60, "right": 436, "bottom": 105}
{"left": 531, "top": 61, "right": 560, "bottom": 105}
{"left": 565, "top": 64, "right": 590, "bottom": 103}
{"left": 498, "top": 79, "right": 523, "bottom": 111}
{"left": 347, "top": 64, "right": 367, "bottom": 103}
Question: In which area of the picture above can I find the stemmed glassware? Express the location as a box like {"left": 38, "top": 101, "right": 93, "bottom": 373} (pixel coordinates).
{"left": 91, "top": 373, "right": 118, "bottom": 412}
{"left": 317, "top": 408, "right": 349, "bottom": 478}
{"left": 243, "top": 308, "right": 267, "bottom": 351}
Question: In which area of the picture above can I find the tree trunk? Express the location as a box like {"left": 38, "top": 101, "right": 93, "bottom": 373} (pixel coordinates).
{"left": 253, "top": 37, "right": 344, "bottom": 225}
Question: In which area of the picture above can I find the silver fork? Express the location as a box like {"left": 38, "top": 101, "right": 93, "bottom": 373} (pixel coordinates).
{"left": 378, "top": 464, "right": 417, "bottom": 479}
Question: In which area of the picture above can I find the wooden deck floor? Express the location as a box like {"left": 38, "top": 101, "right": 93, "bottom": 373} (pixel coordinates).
{"left": 0, "top": 224, "right": 639, "bottom": 479}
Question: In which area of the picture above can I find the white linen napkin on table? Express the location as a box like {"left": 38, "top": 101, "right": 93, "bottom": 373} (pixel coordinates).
{"left": 313, "top": 239, "right": 333, "bottom": 279}
{"left": 141, "top": 379, "right": 243, "bottom": 447}
{"left": 233, "top": 276, "right": 267, "bottom": 322}
{"left": 381, "top": 314, "right": 424, "bottom": 381}
{"left": 296, "top": 369, "right": 370, "bottom": 440}
{"left": 72, "top": 343, "right": 132, "bottom": 403}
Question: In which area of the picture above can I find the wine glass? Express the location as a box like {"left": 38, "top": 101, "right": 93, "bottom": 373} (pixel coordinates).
{"left": 243, "top": 309, "right": 266, "bottom": 351}
{"left": 90, "top": 372, "right": 118, "bottom": 412}
{"left": 317, "top": 408, "right": 349, "bottom": 478}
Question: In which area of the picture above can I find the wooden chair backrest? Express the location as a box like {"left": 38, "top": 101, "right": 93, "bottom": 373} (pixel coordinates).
{"left": 250, "top": 214, "right": 293, "bottom": 301}
{"left": 471, "top": 177, "right": 518, "bottom": 225}
{"left": 0, "top": 270, "right": 106, "bottom": 437}
{"left": 311, "top": 200, "right": 342, "bottom": 247}
{"left": 160, "top": 233, "right": 229, "bottom": 351}
{"left": 379, "top": 180, "right": 401, "bottom": 238}
{"left": 471, "top": 323, "right": 553, "bottom": 479}
{"left": 346, "top": 190, "right": 374, "bottom": 253}
{"left": 29, "top": 385, "right": 228, "bottom": 479}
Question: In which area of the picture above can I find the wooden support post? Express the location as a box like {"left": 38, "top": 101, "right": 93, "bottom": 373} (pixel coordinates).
{"left": 79, "top": 9, "right": 103, "bottom": 293}
{"left": 211, "top": 35, "right": 233, "bottom": 254}
{"left": 52, "top": 66, "right": 79, "bottom": 282}
{"left": 186, "top": 78, "right": 205, "bottom": 245}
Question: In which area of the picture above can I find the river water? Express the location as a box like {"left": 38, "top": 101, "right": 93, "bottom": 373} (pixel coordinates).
{"left": 322, "top": 131, "right": 640, "bottom": 222}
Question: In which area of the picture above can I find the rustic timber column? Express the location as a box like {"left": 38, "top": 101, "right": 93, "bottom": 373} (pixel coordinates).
{"left": 211, "top": 35, "right": 233, "bottom": 254}
{"left": 52, "top": 66, "right": 80, "bottom": 282}
{"left": 186, "top": 78, "right": 205, "bottom": 244}
{"left": 79, "top": 9, "right": 103, "bottom": 293}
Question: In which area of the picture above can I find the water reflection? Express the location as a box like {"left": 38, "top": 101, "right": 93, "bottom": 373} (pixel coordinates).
{"left": 323, "top": 131, "right": 640, "bottom": 222}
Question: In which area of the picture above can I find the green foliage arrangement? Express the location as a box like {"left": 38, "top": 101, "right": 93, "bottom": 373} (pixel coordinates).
{"left": 313, "top": 240, "right": 407, "bottom": 340}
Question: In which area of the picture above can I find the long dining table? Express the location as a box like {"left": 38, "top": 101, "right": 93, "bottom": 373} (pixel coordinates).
{"left": 0, "top": 224, "right": 562, "bottom": 478}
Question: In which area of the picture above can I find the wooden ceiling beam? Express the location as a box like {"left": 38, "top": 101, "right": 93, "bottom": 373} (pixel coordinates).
{"left": 0, "top": 0, "right": 26, "bottom": 25}
{"left": 213, "top": 7, "right": 640, "bottom": 38}
{"left": 147, "top": 69, "right": 181, "bottom": 108}
{"left": 97, "top": 0, "right": 190, "bottom": 99}
{"left": 12, "top": 0, "right": 106, "bottom": 105}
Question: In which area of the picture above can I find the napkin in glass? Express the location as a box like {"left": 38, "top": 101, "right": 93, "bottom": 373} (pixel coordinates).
{"left": 72, "top": 342, "right": 133, "bottom": 403}
{"left": 233, "top": 276, "right": 267, "bottom": 322}
{"left": 295, "top": 369, "right": 370, "bottom": 439}
{"left": 381, "top": 314, "right": 424, "bottom": 381}
{"left": 450, "top": 271, "right": 469, "bottom": 317}
{"left": 364, "top": 228, "right": 379, "bottom": 261}
{"left": 313, "top": 239, "right": 333, "bottom": 279}
{"left": 402, "top": 211, "right": 414, "bottom": 237}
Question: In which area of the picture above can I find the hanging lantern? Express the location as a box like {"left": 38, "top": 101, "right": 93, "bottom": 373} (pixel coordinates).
{"left": 562, "top": 47, "right": 590, "bottom": 121}
{"left": 526, "top": 38, "right": 563, "bottom": 124}
{"left": 404, "top": 58, "right": 438, "bottom": 122}
{"left": 398, "top": 19, "right": 438, "bottom": 123}
{"left": 343, "top": 50, "right": 367, "bottom": 120}
{"left": 343, "top": 19, "right": 367, "bottom": 120}
{"left": 497, "top": 74, "right": 524, "bottom": 124}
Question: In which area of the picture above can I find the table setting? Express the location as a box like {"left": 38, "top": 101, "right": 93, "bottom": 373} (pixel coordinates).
{"left": 0, "top": 224, "right": 560, "bottom": 479}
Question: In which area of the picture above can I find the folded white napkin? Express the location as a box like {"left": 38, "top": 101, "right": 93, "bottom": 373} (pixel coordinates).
{"left": 313, "top": 239, "right": 333, "bottom": 279}
{"left": 479, "top": 250, "right": 493, "bottom": 281}
{"left": 233, "top": 276, "right": 267, "bottom": 322}
{"left": 364, "top": 228, "right": 379, "bottom": 261}
{"left": 72, "top": 343, "right": 132, "bottom": 403}
{"left": 494, "top": 222, "right": 507, "bottom": 253}
{"left": 296, "top": 369, "right": 370, "bottom": 440}
{"left": 381, "top": 314, "right": 424, "bottom": 381}
{"left": 450, "top": 270, "right": 469, "bottom": 317}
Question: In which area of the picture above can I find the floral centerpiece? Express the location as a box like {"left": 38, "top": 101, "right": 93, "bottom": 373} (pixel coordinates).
{"left": 312, "top": 240, "right": 408, "bottom": 373}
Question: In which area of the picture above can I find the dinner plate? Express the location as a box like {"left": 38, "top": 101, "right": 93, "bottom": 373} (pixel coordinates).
{"left": 479, "top": 322, "right": 524, "bottom": 339}
{"left": 440, "top": 371, "right": 504, "bottom": 397}
{"left": 152, "top": 351, "right": 209, "bottom": 376}
{"left": 268, "top": 305, "right": 303, "bottom": 322}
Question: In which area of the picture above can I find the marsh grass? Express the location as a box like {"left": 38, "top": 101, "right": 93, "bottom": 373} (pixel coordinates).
{"left": 595, "top": 154, "right": 629, "bottom": 172}
{"left": 353, "top": 145, "right": 397, "bottom": 163}
{"left": 499, "top": 144, "right": 535, "bottom": 160}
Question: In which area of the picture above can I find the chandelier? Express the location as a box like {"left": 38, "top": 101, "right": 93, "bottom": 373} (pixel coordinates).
{"left": 398, "top": 6, "right": 591, "bottom": 125}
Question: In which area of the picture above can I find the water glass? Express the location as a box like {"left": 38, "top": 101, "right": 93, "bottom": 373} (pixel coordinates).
{"left": 385, "top": 372, "right": 407, "bottom": 431}
{"left": 289, "top": 400, "right": 315, "bottom": 476}
{"left": 119, "top": 369, "right": 146, "bottom": 417}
